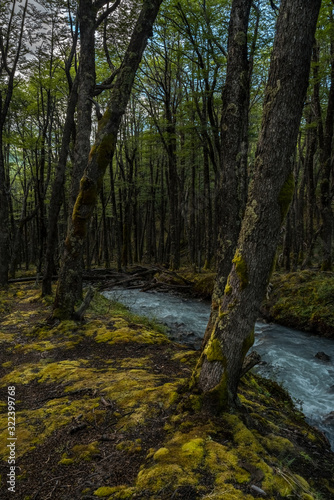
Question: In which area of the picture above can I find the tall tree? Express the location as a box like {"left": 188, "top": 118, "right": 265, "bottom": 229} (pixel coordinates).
{"left": 0, "top": 0, "right": 28, "bottom": 285}
{"left": 42, "top": 2, "right": 79, "bottom": 296}
{"left": 201, "top": 0, "right": 252, "bottom": 348}
{"left": 192, "top": 0, "right": 321, "bottom": 411}
{"left": 53, "top": 0, "right": 163, "bottom": 318}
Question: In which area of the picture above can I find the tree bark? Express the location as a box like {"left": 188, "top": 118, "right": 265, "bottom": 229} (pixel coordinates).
{"left": 193, "top": 0, "right": 321, "bottom": 411}
{"left": 54, "top": 0, "right": 163, "bottom": 318}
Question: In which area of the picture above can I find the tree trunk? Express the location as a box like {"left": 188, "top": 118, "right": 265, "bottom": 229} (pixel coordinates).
{"left": 109, "top": 158, "right": 122, "bottom": 271}
{"left": 100, "top": 183, "right": 110, "bottom": 268}
{"left": 202, "top": 0, "right": 252, "bottom": 348}
{"left": 193, "top": 0, "right": 321, "bottom": 411}
{"left": 203, "top": 144, "right": 212, "bottom": 269}
{"left": 54, "top": 0, "right": 163, "bottom": 318}
{"left": 166, "top": 119, "right": 180, "bottom": 270}
{"left": 0, "top": 135, "right": 9, "bottom": 286}
{"left": 67, "top": 0, "right": 97, "bottom": 301}
{"left": 304, "top": 103, "right": 317, "bottom": 266}
{"left": 42, "top": 77, "right": 78, "bottom": 296}
{"left": 320, "top": 34, "right": 334, "bottom": 270}
{"left": 0, "top": 0, "right": 28, "bottom": 285}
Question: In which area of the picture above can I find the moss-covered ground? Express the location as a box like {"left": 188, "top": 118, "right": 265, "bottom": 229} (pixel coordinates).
{"left": 0, "top": 283, "right": 334, "bottom": 499}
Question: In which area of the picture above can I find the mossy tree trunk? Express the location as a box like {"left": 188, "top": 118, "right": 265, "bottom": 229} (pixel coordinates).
{"left": 202, "top": 0, "right": 252, "bottom": 348}
{"left": 194, "top": 0, "right": 321, "bottom": 411}
{"left": 53, "top": 0, "right": 163, "bottom": 318}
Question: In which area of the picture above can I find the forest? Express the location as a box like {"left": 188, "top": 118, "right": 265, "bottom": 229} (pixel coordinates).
{"left": 1, "top": 0, "right": 334, "bottom": 498}
{"left": 1, "top": 0, "right": 333, "bottom": 285}
{"left": 1, "top": 0, "right": 333, "bottom": 401}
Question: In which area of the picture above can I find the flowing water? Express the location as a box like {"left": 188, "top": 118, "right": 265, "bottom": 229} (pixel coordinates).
{"left": 103, "top": 288, "right": 334, "bottom": 449}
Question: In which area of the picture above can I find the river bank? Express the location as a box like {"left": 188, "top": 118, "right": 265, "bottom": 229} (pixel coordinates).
{"left": 0, "top": 283, "right": 334, "bottom": 499}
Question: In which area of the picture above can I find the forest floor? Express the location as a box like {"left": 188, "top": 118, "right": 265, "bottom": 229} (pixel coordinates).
{"left": 0, "top": 281, "right": 334, "bottom": 500}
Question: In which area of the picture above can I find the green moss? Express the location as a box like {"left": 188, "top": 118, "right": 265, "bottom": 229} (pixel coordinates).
{"left": 1, "top": 283, "right": 333, "bottom": 500}
{"left": 97, "top": 108, "right": 112, "bottom": 133}
{"left": 205, "top": 337, "right": 224, "bottom": 362}
{"left": 136, "top": 430, "right": 210, "bottom": 494}
{"left": 0, "top": 332, "right": 14, "bottom": 342}
{"left": 2, "top": 361, "right": 13, "bottom": 368}
{"left": 136, "top": 463, "right": 196, "bottom": 493}
{"left": 59, "top": 457, "right": 74, "bottom": 465}
{"left": 206, "top": 371, "right": 229, "bottom": 410}
{"left": 278, "top": 173, "right": 295, "bottom": 222}
{"left": 262, "top": 472, "right": 294, "bottom": 497}
{"left": 224, "top": 275, "right": 232, "bottom": 296}
{"left": 94, "top": 486, "right": 117, "bottom": 497}
{"left": 181, "top": 437, "right": 205, "bottom": 463}
{"left": 94, "top": 324, "right": 168, "bottom": 345}
{"left": 70, "top": 441, "right": 100, "bottom": 461}
{"left": 234, "top": 30, "right": 247, "bottom": 46}
{"left": 116, "top": 439, "right": 142, "bottom": 454}
{"left": 202, "top": 488, "right": 253, "bottom": 500}
{"left": 0, "top": 397, "right": 99, "bottom": 460}
{"left": 260, "top": 434, "right": 294, "bottom": 454}
{"left": 102, "top": 486, "right": 134, "bottom": 499}
{"left": 232, "top": 250, "right": 248, "bottom": 289}
{"left": 95, "top": 134, "right": 115, "bottom": 175}
{"left": 178, "top": 270, "right": 215, "bottom": 299}
{"left": 187, "top": 394, "right": 202, "bottom": 411}
{"left": 225, "top": 414, "right": 263, "bottom": 452}
{"left": 153, "top": 447, "right": 170, "bottom": 460}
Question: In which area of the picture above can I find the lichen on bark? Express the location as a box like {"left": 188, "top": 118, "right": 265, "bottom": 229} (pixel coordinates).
{"left": 232, "top": 250, "right": 249, "bottom": 289}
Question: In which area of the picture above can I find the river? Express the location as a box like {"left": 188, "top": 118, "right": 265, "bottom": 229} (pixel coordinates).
{"left": 103, "top": 288, "right": 334, "bottom": 450}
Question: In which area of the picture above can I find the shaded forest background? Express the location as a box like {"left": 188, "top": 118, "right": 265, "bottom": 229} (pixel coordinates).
{"left": 1, "top": 0, "right": 333, "bottom": 285}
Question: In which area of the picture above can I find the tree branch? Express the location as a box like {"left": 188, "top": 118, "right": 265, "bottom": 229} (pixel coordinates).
{"left": 95, "top": 0, "right": 121, "bottom": 28}
{"left": 93, "top": 67, "right": 120, "bottom": 96}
